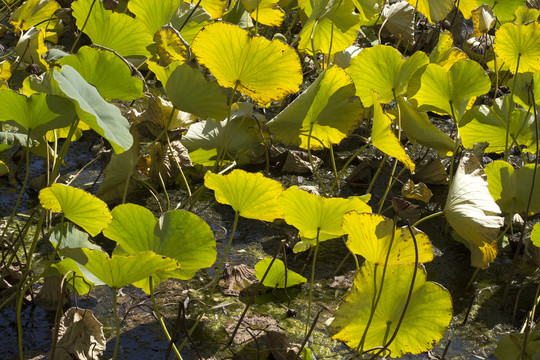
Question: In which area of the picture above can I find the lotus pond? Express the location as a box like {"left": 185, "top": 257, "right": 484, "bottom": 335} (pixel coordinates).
{"left": 1, "top": 0, "right": 540, "bottom": 359}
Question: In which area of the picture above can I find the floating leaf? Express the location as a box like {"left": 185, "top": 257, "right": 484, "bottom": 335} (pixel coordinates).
{"left": 297, "top": 0, "right": 361, "bottom": 56}
{"left": 429, "top": 31, "right": 468, "bottom": 69}
{"left": 402, "top": 179, "right": 433, "bottom": 203}
{"left": 128, "top": 0, "right": 182, "bottom": 34}
{"left": 444, "top": 153, "right": 504, "bottom": 268}
{"left": 343, "top": 212, "right": 433, "bottom": 265}
{"left": 459, "top": 96, "right": 535, "bottom": 154}
{"left": 241, "top": 0, "right": 284, "bottom": 26}
{"left": 494, "top": 22, "right": 540, "bottom": 74}
{"left": 396, "top": 96, "right": 456, "bottom": 157}
{"left": 52, "top": 65, "right": 133, "bottom": 153}
{"left": 205, "top": 169, "right": 284, "bottom": 222}
{"left": 72, "top": 0, "right": 153, "bottom": 57}
{"left": 279, "top": 186, "right": 371, "bottom": 247}
{"left": 39, "top": 184, "right": 112, "bottom": 236}
{"left": 267, "top": 65, "right": 362, "bottom": 149}
{"left": 371, "top": 92, "right": 415, "bottom": 172}
{"left": 59, "top": 46, "right": 144, "bottom": 101}
{"left": 329, "top": 263, "right": 452, "bottom": 357}
{"left": 406, "top": 0, "right": 453, "bottom": 23}
{"left": 408, "top": 60, "right": 490, "bottom": 121}
{"left": 192, "top": 22, "right": 302, "bottom": 105}
{"left": 347, "top": 45, "right": 428, "bottom": 107}
{"left": 165, "top": 62, "right": 229, "bottom": 120}
{"left": 61, "top": 248, "right": 179, "bottom": 289}
{"left": 255, "top": 258, "right": 306, "bottom": 288}
{"left": 485, "top": 160, "right": 540, "bottom": 214}
{"left": 103, "top": 204, "right": 216, "bottom": 291}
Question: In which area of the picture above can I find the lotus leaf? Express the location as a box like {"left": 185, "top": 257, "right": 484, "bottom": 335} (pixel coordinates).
{"left": 329, "top": 263, "right": 452, "bottom": 357}
{"left": 353, "top": 0, "right": 385, "bottom": 22}
{"left": 199, "top": 0, "right": 228, "bottom": 19}
{"left": 14, "top": 27, "right": 48, "bottom": 71}
{"left": 485, "top": 160, "right": 540, "bottom": 214}
{"left": 444, "top": 153, "right": 504, "bottom": 268}
{"left": 255, "top": 258, "right": 306, "bottom": 288}
{"left": 10, "top": 0, "right": 60, "bottom": 33}
{"left": 405, "top": 0, "right": 453, "bottom": 23}
{"left": 267, "top": 65, "right": 362, "bottom": 149}
{"left": 514, "top": 5, "right": 540, "bottom": 25}
{"left": 39, "top": 184, "right": 112, "bottom": 237}
{"left": 494, "top": 22, "right": 540, "bottom": 74}
{"left": 241, "top": 0, "right": 284, "bottom": 26}
{"left": 532, "top": 223, "right": 540, "bottom": 248}
{"left": 128, "top": 0, "right": 182, "bottom": 34}
{"left": 347, "top": 45, "right": 428, "bottom": 106}
{"left": 205, "top": 169, "right": 284, "bottom": 222}
{"left": 192, "top": 22, "right": 302, "bottom": 105}
{"left": 152, "top": 26, "right": 189, "bottom": 66}
{"left": 371, "top": 92, "right": 415, "bottom": 171}
{"left": 342, "top": 212, "right": 433, "bottom": 265}
{"left": 429, "top": 31, "right": 468, "bottom": 69}
{"left": 169, "top": 2, "right": 213, "bottom": 44}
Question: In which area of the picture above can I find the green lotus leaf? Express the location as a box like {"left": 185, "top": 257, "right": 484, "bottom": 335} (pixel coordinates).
{"left": 181, "top": 104, "right": 264, "bottom": 165}
{"left": 192, "top": 22, "right": 302, "bottom": 105}
{"left": 408, "top": 60, "right": 490, "bottom": 121}
{"left": 103, "top": 204, "right": 216, "bottom": 292}
{"left": 61, "top": 248, "right": 180, "bottom": 289}
{"left": 39, "top": 184, "right": 112, "bottom": 237}
{"left": 199, "top": 0, "right": 228, "bottom": 19}
{"left": 169, "top": 2, "right": 213, "bottom": 44}
{"left": 329, "top": 262, "right": 452, "bottom": 357}
{"left": 396, "top": 96, "right": 456, "bottom": 157}
{"left": 10, "top": 0, "right": 60, "bottom": 33}
{"left": 0, "top": 89, "right": 75, "bottom": 138}
{"left": 128, "top": 0, "right": 182, "bottom": 35}
{"left": 485, "top": 160, "right": 540, "bottom": 214}
{"left": 406, "top": 0, "right": 453, "bottom": 23}
{"left": 72, "top": 0, "right": 153, "bottom": 57}
{"left": 255, "top": 258, "right": 306, "bottom": 288}
{"left": 532, "top": 224, "right": 540, "bottom": 248}
{"left": 50, "top": 257, "right": 98, "bottom": 295}
{"left": 459, "top": 96, "right": 535, "bottom": 154}
{"left": 371, "top": 92, "right": 415, "bottom": 171}
{"left": 443, "top": 153, "right": 504, "bottom": 268}
{"left": 510, "top": 71, "right": 540, "bottom": 108}
{"left": 279, "top": 186, "right": 371, "bottom": 248}
{"left": 514, "top": 5, "right": 540, "bottom": 25}
{"left": 241, "top": 0, "right": 284, "bottom": 26}
{"left": 494, "top": 22, "right": 540, "bottom": 74}
{"left": 480, "top": 0, "right": 528, "bottom": 23}
{"left": 59, "top": 46, "right": 144, "bottom": 101}
{"left": 267, "top": 65, "right": 362, "bottom": 149}
{"left": 347, "top": 45, "right": 428, "bottom": 106}
{"left": 342, "top": 212, "right": 433, "bottom": 265}
{"left": 494, "top": 333, "right": 540, "bottom": 360}
{"left": 298, "top": 0, "right": 361, "bottom": 56}
{"left": 205, "top": 169, "right": 284, "bottom": 222}
{"left": 165, "top": 62, "right": 228, "bottom": 120}
{"left": 352, "top": 0, "right": 384, "bottom": 22}
{"left": 49, "top": 222, "right": 103, "bottom": 251}
{"left": 52, "top": 65, "right": 133, "bottom": 153}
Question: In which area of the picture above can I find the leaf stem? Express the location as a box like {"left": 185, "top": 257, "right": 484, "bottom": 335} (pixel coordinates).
{"left": 307, "top": 123, "right": 327, "bottom": 195}
{"left": 112, "top": 288, "right": 121, "bottom": 360}
{"left": 305, "top": 229, "right": 320, "bottom": 338}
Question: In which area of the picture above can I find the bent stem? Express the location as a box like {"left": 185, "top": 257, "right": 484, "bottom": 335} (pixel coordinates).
{"left": 150, "top": 277, "right": 184, "bottom": 360}
{"left": 305, "top": 229, "right": 321, "bottom": 337}
{"left": 178, "top": 211, "right": 240, "bottom": 352}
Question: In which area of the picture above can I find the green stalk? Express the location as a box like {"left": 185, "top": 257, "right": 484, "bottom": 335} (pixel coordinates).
{"left": 505, "top": 55, "right": 521, "bottom": 161}
{"left": 329, "top": 142, "right": 370, "bottom": 195}
{"left": 112, "top": 288, "right": 121, "bottom": 360}
{"left": 412, "top": 211, "right": 443, "bottom": 228}
{"left": 305, "top": 229, "right": 320, "bottom": 338}
{"left": 166, "top": 129, "right": 192, "bottom": 197}
{"left": 150, "top": 277, "right": 184, "bottom": 360}
{"left": 214, "top": 82, "right": 239, "bottom": 171}
{"left": 366, "top": 155, "right": 387, "bottom": 195}
{"left": 307, "top": 123, "right": 327, "bottom": 195}
{"left": 70, "top": 0, "right": 97, "bottom": 53}
{"left": 178, "top": 211, "right": 240, "bottom": 351}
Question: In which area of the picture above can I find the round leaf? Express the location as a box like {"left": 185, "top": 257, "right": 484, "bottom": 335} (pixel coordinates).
{"left": 39, "top": 184, "right": 112, "bottom": 237}
{"left": 128, "top": 0, "right": 182, "bottom": 34}
{"left": 191, "top": 22, "right": 302, "bottom": 105}
{"left": 494, "top": 22, "right": 540, "bottom": 74}
{"left": 205, "top": 169, "right": 284, "bottom": 221}
{"left": 241, "top": 0, "right": 284, "bottom": 26}
{"left": 406, "top": 0, "right": 453, "bottom": 23}
{"left": 255, "top": 258, "right": 306, "bottom": 288}
{"left": 267, "top": 65, "right": 362, "bottom": 149}
{"left": 329, "top": 263, "right": 452, "bottom": 357}
{"left": 342, "top": 212, "right": 433, "bottom": 265}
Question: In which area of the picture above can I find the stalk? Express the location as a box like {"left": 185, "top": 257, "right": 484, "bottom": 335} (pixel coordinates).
{"left": 307, "top": 123, "right": 327, "bottom": 195}
{"left": 305, "top": 229, "right": 321, "bottom": 337}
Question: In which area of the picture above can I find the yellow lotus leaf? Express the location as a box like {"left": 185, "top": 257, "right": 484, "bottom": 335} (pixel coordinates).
{"left": 204, "top": 169, "right": 284, "bottom": 221}
{"left": 0, "top": 61, "right": 11, "bottom": 88}
{"left": 199, "top": 0, "right": 228, "bottom": 19}
{"left": 494, "top": 22, "right": 540, "bottom": 74}
{"left": 406, "top": 0, "right": 453, "bottom": 23}
{"left": 471, "top": 5, "right": 495, "bottom": 37}
{"left": 153, "top": 26, "right": 189, "bottom": 66}
{"left": 371, "top": 92, "right": 415, "bottom": 172}
{"left": 10, "top": 0, "right": 60, "bottom": 33}
{"left": 343, "top": 212, "right": 433, "bottom": 265}
{"left": 192, "top": 22, "right": 302, "bottom": 105}
{"left": 514, "top": 5, "right": 540, "bottom": 25}
{"left": 429, "top": 31, "right": 469, "bottom": 69}
{"left": 128, "top": 0, "right": 182, "bottom": 34}
{"left": 39, "top": 184, "right": 112, "bottom": 236}
{"left": 241, "top": 0, "right": 284, "bottom": 26}
{"left": 402, "top": 179, "right": 433, "bottom": 203}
